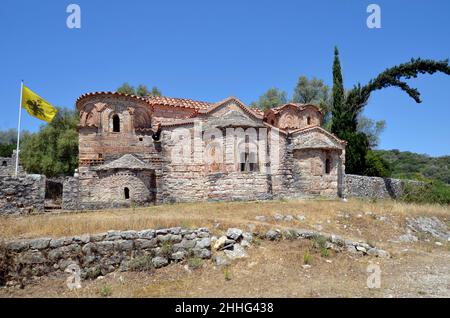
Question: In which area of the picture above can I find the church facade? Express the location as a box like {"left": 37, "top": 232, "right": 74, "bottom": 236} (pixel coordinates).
{"left": 64, "top": 92, "right": 346, "bottom": 210}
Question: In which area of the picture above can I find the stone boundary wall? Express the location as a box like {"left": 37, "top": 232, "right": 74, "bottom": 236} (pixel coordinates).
{"left": 0, "top": 227, "right": 211, "bottom": 286}
{"left": 0, "top": 174, "right": 46, "bottom": 215}
{"left": 344, "top": 174, "right": 423, "bottom": 199}
{"left": 62, "top": 177, "right": 81, "bottom": 210}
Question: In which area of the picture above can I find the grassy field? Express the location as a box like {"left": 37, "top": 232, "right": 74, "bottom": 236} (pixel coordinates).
{"left": 0, "top": 198, "right": 449, "bottom": 298}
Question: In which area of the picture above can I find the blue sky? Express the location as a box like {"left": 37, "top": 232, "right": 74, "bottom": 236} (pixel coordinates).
{"left": 0, "top": 0, "right": 449, "bottom": 156}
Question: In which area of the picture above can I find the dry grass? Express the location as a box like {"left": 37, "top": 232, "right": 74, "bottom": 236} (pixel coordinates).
{"left": 0, "top": 198, "right": 448, "bottom": 243}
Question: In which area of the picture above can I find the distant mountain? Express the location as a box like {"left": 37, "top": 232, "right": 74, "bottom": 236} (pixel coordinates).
{"left": 374, "top": 149, "right": 450, "bottom": 184}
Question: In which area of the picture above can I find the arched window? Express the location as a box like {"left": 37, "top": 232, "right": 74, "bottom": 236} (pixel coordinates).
{"left": 112, "top": 114, "right": 120, "bottom": 132}
{"left": 124, "top": 187, "right": 130, "bottom": 200}
{"left": 2, "top": 160, "right": 6, "bottom": 167}
{"left": 307, "top": 116, "right": 311, "bottom": 125}
{"left": 325, "top": 157, "right": 331, "bottom": 174}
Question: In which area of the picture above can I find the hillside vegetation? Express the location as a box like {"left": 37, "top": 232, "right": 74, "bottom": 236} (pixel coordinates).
{"left": 375, "top": 149, "right": 450, "bottom": 184}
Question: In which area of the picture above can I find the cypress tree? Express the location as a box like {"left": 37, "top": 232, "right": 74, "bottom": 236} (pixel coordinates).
{"left": 331, "top": 46, "right": 346, "bottom": 135}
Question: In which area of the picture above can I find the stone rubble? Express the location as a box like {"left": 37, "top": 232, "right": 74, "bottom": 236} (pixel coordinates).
{"left": 1, "top": 224, "right": 392, "bottom": 288}
{"left": 1, "top": 227, "right": 211, "bottom": 287}
{"left": 406, "top": 217, "right": 449, "bottom": 241}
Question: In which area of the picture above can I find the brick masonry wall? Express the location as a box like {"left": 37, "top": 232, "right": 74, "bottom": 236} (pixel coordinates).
{"left": 1, "top": 227, "right": 212, "bottom": 285}
{"left": 0, "top": 174, "right": 46, "bottom": 215}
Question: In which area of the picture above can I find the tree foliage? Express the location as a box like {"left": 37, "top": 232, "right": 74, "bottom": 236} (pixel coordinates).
{"left": 20, "top": 108, "right": 79, "bottom": 177}
{"left": 136, "top": 85, "right": 162, "bottom": 97}
{"left": 292, "top": 76, "right": 331, "bottom": 122}
{"left": 0, "top": 129, "right": 31, "bottom": 157}
{"left": 117, "top": 82, "right": 136, "bottom": 95}
{"left": 331, "top": 47, "right": 345, "bottom": 133}
{"left": 331, "top": 52, "right": 450, "bottom": 175}
{"left": 364, "top": 150, "right": 391, "bottom": 178}
{"left": 344, "top": 58, "right": 450, "bottom": 132}
{"left": 250, "top": 87, "right": 287, "bottom": 112}
{"left": 118, "top": 83, "right": 162, "bottom": 97}
{"left": 357, "top": 116, "right": 386, "bottom": 148}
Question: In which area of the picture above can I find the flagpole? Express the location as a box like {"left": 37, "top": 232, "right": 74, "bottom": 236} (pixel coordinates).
{"left": 14, "top": 80, "right": 24, "bottom": 178}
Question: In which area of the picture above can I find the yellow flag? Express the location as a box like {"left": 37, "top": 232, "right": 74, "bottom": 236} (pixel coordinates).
{"left": 21, "top": 85, "right": 58, "bottom": 123}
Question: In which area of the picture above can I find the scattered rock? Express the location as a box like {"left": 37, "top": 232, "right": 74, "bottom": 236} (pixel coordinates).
{"left": 29, "top": 238, "right": 51, "bottom": 250}
{"left": 242, "top": 232, "right": 253, "bottom": 243}
{"left": 302, "top": 264, "right": 311, "bottom": 269}
{"left": 213, "top": 236, "right": 227, "bottom": 250}
{"left": 240, "top": 240, "right": 251, "bottom": 248}
{"left": 171, "top": 251, "right": 186, "bottom": 260}
{"left": 151, "top": 256, "right": 169, "bottom": 268}
{"left": 214, "top": 255, "right": 231, "bottom": 267}
{"left": 407, "top": 217, "right": 450, "bottom": 241}
{"left": 399, "top": 233, "right": 418, "bottom": 243}
{"left": 296, "top": 215, "right": 306, "bottom": 221}
{"left": 376, "top": 249, "right": 390, "bottom": 258}
{"left": 226, "top": 228, "right": 243, "bottom": 241}
{"left": 273, "top": 213, "right": 284, "bottom": 221}
{"left": 224, "top": 244, "right": 248, "bottom": 259}
{"left": 265, "top": 230, "right": 281, "bottom": 241}
{"left": 195, "top": 237, "right": 211, "bottom": 249}
{"left": 435, "top": 242, "right": 443, "bottom": 246}
{"left": 367, "top": 248, "right": 378, "bottom": 256}
{"left": 193, "top": 248, "right": 211, "bottom": 259}
{"left": 284, "top": 215, "right": 294, "bottom": 222}
{"left": 255, "top": 216, "right": 267, "bottom": 222}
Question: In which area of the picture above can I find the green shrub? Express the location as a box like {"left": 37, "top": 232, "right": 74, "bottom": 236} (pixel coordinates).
{"left": 401, "top": 180, "right": 450, "bottom": 205}
{"left": 303, "top": 250, "right": 312, "bottom": 265}
{"left": 160, "top": 241, "right": 173, "bottom": 258}
{"left": 283, "top": 229, "right": 297, "bottom": 241}
{"left": 320, "top": 247, "right": 330, "bottom": 258}
{"left": 312, "top": 234, "right": 327, "bottom": 250}
{"left": 127, "top": 254, "right": 154, "bottom": 272}
{"left": 187, "top": 256, "right": 203, "bottom": 270}
{"left": 364, "top": 150, "right": 392, "bottom": 178}
{"left": 84, "top": 266, "right": 102, "bottom": 279}
{"left": 223, "top": 266, "right": 232, "bottom": 281}
{"left": 99, "top": 285, "right": 113, "bottom": 297}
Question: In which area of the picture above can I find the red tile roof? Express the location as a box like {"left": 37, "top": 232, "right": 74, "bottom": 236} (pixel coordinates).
{"left": 146, "top": 95, "right": 212, "bottom": 110}
{"left": 76, "top": 91, "right": 149, "bottom": 110}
